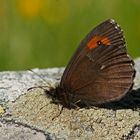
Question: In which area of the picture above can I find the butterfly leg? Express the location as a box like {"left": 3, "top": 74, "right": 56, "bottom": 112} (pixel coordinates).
{"left": 52, "top": 105, "right": 64, "bottom": 120}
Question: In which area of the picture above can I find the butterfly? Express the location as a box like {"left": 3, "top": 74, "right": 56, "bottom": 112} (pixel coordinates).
{"left": 47, "top": 19, "right": 135, "bottom": 108}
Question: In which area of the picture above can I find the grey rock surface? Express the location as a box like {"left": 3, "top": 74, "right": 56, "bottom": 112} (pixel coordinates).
{"left": 0, "top": 121, "right": 47, "bottom": 140}
{"left": 0, "top": 58, "right": 140, "bottom": 140}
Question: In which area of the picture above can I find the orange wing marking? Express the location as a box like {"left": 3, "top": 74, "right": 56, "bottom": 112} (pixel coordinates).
{"left": 87, "top": 36, "right": 111, "bottom": 49}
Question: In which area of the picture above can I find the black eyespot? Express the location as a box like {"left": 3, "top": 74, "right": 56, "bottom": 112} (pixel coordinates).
{"left": 97, "top": 41, "right": 102, "bottom": 45}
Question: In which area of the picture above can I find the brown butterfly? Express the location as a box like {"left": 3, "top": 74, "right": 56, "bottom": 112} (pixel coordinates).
{"left": 47, "top": 19, "right": 135, "bottom": 108}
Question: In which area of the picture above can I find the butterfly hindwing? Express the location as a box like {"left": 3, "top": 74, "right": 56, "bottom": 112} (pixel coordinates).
{"left": 60, "top": 19, "right": 135, "bottom": 104}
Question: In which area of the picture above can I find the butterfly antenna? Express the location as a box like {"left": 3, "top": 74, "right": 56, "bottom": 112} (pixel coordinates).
{"left": 28, "top": 69, "right": 51, "bottom": 91}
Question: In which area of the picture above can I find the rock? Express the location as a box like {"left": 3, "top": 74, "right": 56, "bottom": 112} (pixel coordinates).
{"left": 0, "top": 59, "right": 140, "bottom": 140}
{"left": 0, "top": 121, "right": 47, "bottom": 140}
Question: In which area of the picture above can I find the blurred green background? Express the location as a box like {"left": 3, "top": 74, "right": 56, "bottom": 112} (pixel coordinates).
{"left": 0, "top": 0, "right": 140, "bottom": 70}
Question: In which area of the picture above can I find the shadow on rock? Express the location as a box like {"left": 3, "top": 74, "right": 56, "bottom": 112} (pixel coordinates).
{"left": 97, "top": 88, "right": 140, "bottom": 110}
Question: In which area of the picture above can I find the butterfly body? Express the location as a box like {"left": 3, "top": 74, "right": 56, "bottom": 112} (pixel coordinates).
{"left": 47, "top": 19, "right": 135, "bottom": 108}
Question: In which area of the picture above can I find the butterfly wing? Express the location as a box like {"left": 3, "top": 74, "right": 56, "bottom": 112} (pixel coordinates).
{"left": 60, "top": 19, "right": 135, "bottom": 104}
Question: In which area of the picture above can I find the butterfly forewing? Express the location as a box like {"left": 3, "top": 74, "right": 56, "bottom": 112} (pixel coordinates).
{"left": 60, "top": 19, "right": 135, "bottom": 105}
{"left": 60, "top": 19, "right": 118, "bottom": 88}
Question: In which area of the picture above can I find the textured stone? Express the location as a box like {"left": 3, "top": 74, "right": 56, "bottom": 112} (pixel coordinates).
{"left": 0, "top": 59, "right": 140, "bottom": 140}
{"left": 0, "top": 121, "right": 48, "bottom": 140}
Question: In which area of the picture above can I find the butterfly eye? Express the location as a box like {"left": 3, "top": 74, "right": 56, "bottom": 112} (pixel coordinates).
{"left": 97, "top": 40, "right": 102, "bottom": 45}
